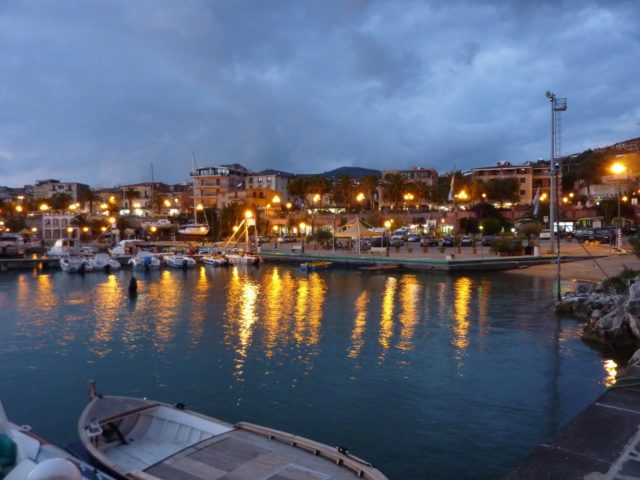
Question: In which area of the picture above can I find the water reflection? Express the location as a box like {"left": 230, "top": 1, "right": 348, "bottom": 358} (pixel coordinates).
{"left": 348, "top": 291, "right": 369, "bottom": 360}
{"left": 398, "top": 276, "right": 420, "bottom": 352}
{"left": 604, "top": 359, "right": 617, "bottom": 387}
{"left": 452, "top": 277, "right": 472, "bottom": 365}
{"left": 226, "top": 267, "right": 260, "bottom": 380}
{"left": 188, "top": 267, "right": 209, "bottom": 346}
{"left": 379, "top": 277, "right": 397, "bottom": 359}
{"left": 91, "top": 275, "right": 123, "bottom": 357}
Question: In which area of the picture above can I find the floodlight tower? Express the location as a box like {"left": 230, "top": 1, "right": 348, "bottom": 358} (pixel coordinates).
{"left": 546, "top": 91, "right": 567, "bottom": 300}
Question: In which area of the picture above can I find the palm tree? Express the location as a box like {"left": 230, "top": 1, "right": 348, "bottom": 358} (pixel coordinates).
{"left": 413, "top": 182, "right": 432, "bottom": 210}
{"left": 331, "top": 175, "right": 355, "bottom": 210}
{"left": 79, "top": 189, "right": 100, "bottom": 214}
{"left": 382, "top": 173, "right": 409, "bottom": 209}
{"left": 49, "top": 192, "right": 74, "bottom": 211}
{"left": 123, "top": 188, "right": 140, "bottom": 210}
{"left": 360, "top": 175, "right": 380, "bottom": 211}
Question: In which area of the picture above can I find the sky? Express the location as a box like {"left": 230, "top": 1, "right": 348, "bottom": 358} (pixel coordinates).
{"left": 0, "top": 0, "right": 639, "bottom": 188}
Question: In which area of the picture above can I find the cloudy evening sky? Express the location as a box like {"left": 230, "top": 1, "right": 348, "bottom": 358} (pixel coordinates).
{"left": 0, "top": 0, "right": 639, "bottom": 188}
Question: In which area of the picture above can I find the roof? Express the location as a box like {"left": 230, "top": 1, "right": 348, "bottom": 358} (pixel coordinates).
{"left": 334, "top": 217, "right": 380, "bottom": 238}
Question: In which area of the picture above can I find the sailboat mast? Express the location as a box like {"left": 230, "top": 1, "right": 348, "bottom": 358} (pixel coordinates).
{"left": 192, "top": 152, "right": 197, "bottom": 225}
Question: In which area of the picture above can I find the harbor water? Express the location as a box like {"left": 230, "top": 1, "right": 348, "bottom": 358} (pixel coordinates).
{"left": 0, "top": 265, "right": 613, "bottom": 479}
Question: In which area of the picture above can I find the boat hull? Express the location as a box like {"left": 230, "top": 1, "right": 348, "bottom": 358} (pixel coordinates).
{"left": 78, "top": 393, "right": 388, "bottom": 480}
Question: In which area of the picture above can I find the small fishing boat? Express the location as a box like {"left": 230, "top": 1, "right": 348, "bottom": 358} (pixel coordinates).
{"left": 163, "top": 253, "right": 197, "bottom": 269}
{"left": 225, "top": 251, "right": 260, "bottom": 265}
{"left": 89, "top": 253, "right": 121, "bottom": 273}
{"left": 60, "top": 254, "right": 93, "bottom": 273}
{"left": 0, "top": 401, "right": 113, "bottom": 480}
{"left": 301, "top": 261, "right": 332, "bottom": 271}
{"left": 128, "top": 251, "right": 161, "bottom": 270}
{"left": 78, "top": 383, "right": 387, "bottom": 480}
{"left": 201, "top": 254, "right": 228, "bottom": 266}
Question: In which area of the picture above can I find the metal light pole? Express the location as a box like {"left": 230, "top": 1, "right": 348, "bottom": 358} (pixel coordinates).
{"left": 611, "top": 162, "right": 627, "bottom": 250}
{"left": 546, "top": 91, "right": 567, "bottom": 301}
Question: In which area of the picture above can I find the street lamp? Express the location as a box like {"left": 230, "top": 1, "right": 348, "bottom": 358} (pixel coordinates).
{"left": 611, "top": 161, "right": 627, "bottom": 247}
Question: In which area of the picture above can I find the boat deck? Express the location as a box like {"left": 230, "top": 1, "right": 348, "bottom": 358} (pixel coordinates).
{"left": 143, "top": 424, "right": 372, "bottom": 480}
{"left": 82, "top": 396, "right": 385, "bottom": 480}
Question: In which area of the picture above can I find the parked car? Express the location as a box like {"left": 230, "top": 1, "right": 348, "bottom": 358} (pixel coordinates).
{"left": 277, "top": 236, "right": 296, "bottom": 243}
{"left": 420, "top": 236, "right": 438, "bottom": 247}
{"left": 460, "top": 235, "right": 473, "bottom": 247}
{"left": 481, "top": 235, "right": 495, "bottom": 247}
{"left": 407, "top": 234, "right": 421, "bottom": 243}
{"left": 623, "top": 224, "right": 639, "bottom": 235}
{"left": 390, "top": 235, "right": 404, "bottom": 247}
{"left": 371, "top": 236, "right": 390, "bottom": 248}
{"left": 441, "top": 237, "right": 455, "bottom": 247}
{"left": 539, "top": 229, "right": 551, "bottom": 240}
{"left": 257, "top": 236, "right": 271, "bottom": 243}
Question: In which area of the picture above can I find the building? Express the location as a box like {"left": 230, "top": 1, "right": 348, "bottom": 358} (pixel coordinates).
{"left": 381, "top": 167, "right": 438, "bottom": 185}
{"left": 471, "top": 161, "right": 551, "bottom": 204}
{"left": 41, "top": 213, "right": 79, "bottom": 242}
{"left": 245, "top": 173, "right": 291, "bottom": 209}
{"left": 192, "top": 164, "right": 252, "bottom": 209}
{"left": 378, "top": 167, "right": 439, "bottom": 209}
{"left": 29, "top": 179, "right": 90, "bottom": 202}
{"left": 116, "top": 182, "right": 173, "bottom": 215}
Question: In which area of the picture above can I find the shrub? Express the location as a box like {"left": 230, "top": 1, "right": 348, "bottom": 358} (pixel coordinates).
{"left": 491, "top": 237, "right": 523, "bottom": 255}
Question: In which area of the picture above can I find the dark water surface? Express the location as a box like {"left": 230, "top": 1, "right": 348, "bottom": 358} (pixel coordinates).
{"left": 0, "top": 265, "right": 613, "bottom": 479}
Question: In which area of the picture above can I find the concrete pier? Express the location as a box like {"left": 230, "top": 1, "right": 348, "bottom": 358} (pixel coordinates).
{"left": 507, "top": 375, "right": 640, "bottom": 479}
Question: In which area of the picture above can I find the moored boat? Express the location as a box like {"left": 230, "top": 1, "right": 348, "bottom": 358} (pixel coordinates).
{"left": 201, "top": 254, "right": 228, "bottom": 266}
{"left": 128, "top": 251, "right": 161, "bottom": 270}
{"left": 78, "top": 384, "right": 387, "bottom": 480}
{"left": 60, "top": 254, "right": 93, "bottom": 273}
{"left": 163, "top": 253, "right": 197, "bottom": 269}
{"left": 0, "top": 401, "right": 113, "bottom": 480}
{"left": 90, "top": 253, "right": 121, "bottom": 273}
{"left": 225, "top": 251, "right": 260, "bottom": 265}
{"left": 301, "top": 261, "right": 332, "bottom": 271}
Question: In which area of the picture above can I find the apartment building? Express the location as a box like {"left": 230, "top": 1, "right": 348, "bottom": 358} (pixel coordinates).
{"left": 29, "top": 179, "right": 90, "bottom": 201}
{"left": 192, "top": 164, "right": 252, "bottom": 209}
{"left": 379, "top": 167, "right": 439, "bottom": 209}
{"left": 471, "top": 161, "right": 551, "bottom": 204}
{"left": 245, "top": 173, "right": 291, "bottom": 208}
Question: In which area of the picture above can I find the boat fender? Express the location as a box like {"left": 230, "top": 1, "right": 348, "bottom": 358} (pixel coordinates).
{"left": 104, "top": 264, "right": 111, "bottom": 274}
{"left": 128, "top": 277, "right": 138, "bottom": 295}
{"left": 175, "top": 403, "right": 186, "bottom": 410}
{"left": 0, "top": 432, "right": 17, "bottom": 471}
{"left": 25, "top": 457, "right": 82, "bottom": 480}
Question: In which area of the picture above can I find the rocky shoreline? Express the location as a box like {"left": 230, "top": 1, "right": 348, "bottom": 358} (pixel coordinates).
{"left": 557, "top": 270, "right": 640, "bottom": 366}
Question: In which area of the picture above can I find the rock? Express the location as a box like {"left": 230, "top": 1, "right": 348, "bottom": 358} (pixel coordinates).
{"left": 629, "top": 313, "right": 640, "bottom": 341}
{"left": 627, "top": 348, "right": 640, "bottom": 368}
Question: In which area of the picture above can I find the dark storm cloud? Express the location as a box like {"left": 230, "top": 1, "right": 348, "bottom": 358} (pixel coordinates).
{"left": 0, "top": 0, "right": 638, "bottom": 187}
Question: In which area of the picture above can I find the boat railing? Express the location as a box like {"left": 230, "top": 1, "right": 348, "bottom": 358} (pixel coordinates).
{"left": 234, "top": 422, "right": 388, "bottom": 480}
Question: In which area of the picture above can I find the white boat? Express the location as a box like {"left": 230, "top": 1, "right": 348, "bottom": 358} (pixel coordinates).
{"left": 89, "top": 253, "right": 121, "bottom": 273}
{"left": 163, "top": 253, "right": 197, "bottom": 269}
{"left": 177, "top": 223, "right": 209, "bottom": 236}
{"left": 128, "top": 251, "right": 161, "bottom": 270}
{"left": 60, "top": 254, "right": 93, "bottom": 273}
{"left": 201, "top": 254, "right": 228, "bottom": 266}
{"left": 78, "top": 385, "right": 388, "bottom": 480}
{"left": 47, "top": 238, "right": 79, "bottom": 258}
{"left": 0, "top": 401, "right": 114, "bottom": 480}
{"left": 226, "top": 252, "right": 260, "bottom": 265}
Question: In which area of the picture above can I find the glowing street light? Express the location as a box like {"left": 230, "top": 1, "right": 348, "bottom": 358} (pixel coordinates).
{"left": 611, "top": 161, "right": 627, "bottom": 234}
{"left": 82, "top": 226, "right": 89, "bottom": 232}
{"left": 39, "top": 203, "right": 49, "bottom": 211}
{"left": 150, "top": 226, "right": 157, "bottom": 233}
{"left": 100, "top": 203, "right": 108, "bottom": 210}
{"left": 31, "top": 227, "right": 38, "bottom": 233}
{"left": 457, "top": 190, "right": 469, "bottom": 201}
{"left": 244, "top": 210, "right": 253, "bottom": 219}
{"left": 272, "top": 195, "right": 281, "bottom": 204}
{"left": 164, "top": 199, "right": 171, "bottom": 207}
{"left": 108, "top": 217, "right": 116, "bottom": 224}
{"left": 196, "top": 204, "right": 204, "bottom": 211}
{"left": 15, "top": 205, "right": 23, "bottom": 213}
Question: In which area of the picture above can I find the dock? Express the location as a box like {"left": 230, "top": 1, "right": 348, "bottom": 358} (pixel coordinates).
{"left": 506, "top": 370, "right": 640, "bottom": 479}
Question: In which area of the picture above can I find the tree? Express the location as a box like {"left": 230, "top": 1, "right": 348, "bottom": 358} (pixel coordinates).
{"left": 123, "top": 188, "right": 140, "bottom": 209}
{"left": 49, "top": 193, "right": 74, "bottom": 211}
{"left": 413, "top": 182, "right": 432, "bottom": 210}
{"left": 382, "top": 173, "right": 408, "bottom": 209}
{"left": 331, "top": 175, "right": 355, "bottom": 210}
{"left": 486, "top": 178, "right": 519, "bottom": 206}
{"left": 78, "top": 189, "right": 100, "bottom": 214}
{"left": 360, "top": 175, "right": 380, "bottom": 211}
{"left": 286, "top": 177, "right": 308, "bottom": 208}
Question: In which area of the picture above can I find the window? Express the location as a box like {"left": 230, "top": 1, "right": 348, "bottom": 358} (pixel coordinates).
{"left": 520, "top": 177, "right": 526, "bottom": 184}
{"left": 519, "top": 190, "right": 526, "bottom": 196}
